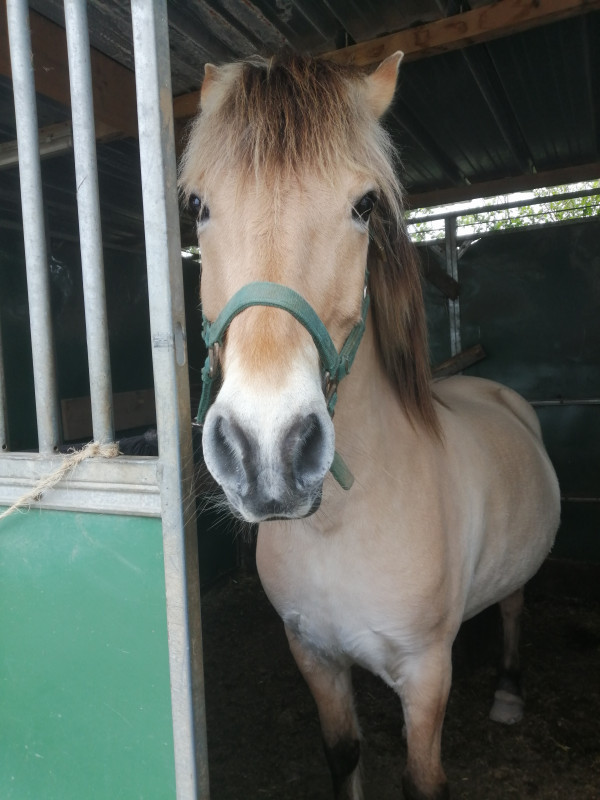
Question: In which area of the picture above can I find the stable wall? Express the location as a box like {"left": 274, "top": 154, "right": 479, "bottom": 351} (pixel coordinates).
{"left": 423, "top": 217, "right": 600, "bottom": 562}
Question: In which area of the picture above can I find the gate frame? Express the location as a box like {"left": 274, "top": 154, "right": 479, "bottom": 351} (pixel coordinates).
{"left": 3, "top": 1, "right": 209, "bottom": 797}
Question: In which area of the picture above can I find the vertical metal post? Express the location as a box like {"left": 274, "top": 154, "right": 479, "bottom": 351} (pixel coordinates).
{"left": 63, "top": 0, "right": 114, "bottom": 444}
{"left": 131, "top": 2, "right": 209, "bottom": 799}
{"left": 445, "top": 215, "right": 462, "bottom": 357}
{"left": 6, "top": 0, "right": 60, "bottom": 453}
{"left": 0, "top": 320, "right": 8, "bottom": 451}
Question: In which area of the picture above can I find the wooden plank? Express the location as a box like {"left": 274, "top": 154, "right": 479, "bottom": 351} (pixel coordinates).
{"left": 61, "top": 389, "right": 156, "bottom": 441}
{"left": 432, "top": 344, "right": 486, "bottom": 378}
{"left": 325, "top": 0, "right": 600, "bottom": 67}
{"left": 0, "top": 120, "right": 122, "bottom": 169}
{"left": 407, "top": 161, "right": 600, "bottom": 209}
{"left": 420, "top": 257, "right": 461, "bottom": 300}
{"left": 170, "top": 1, "right": 600, "bottom": 121}
{"left": 0, "top": 4, "right": 137, "bottom": 138}
{"left": 173, "top": 91, "right": 201, "bottom": 120}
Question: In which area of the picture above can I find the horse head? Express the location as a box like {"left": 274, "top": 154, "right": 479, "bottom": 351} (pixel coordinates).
{"left": 180, "top": 52, "right": 406, "bottom": 522}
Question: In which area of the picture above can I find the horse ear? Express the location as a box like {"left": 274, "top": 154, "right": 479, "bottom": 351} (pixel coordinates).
{"left": 364, "top": 51, "right": 403, "bottom": 118}
{"left": 200, "top": 63, "right": 219, "bottom": 109}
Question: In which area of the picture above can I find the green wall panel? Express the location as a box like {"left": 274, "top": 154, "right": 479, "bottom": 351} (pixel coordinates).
{"left": 0, "top": 509, "right": 176, "bottom": 799}
{"left": 458, "top": 220, "right": 600, "bottom": 401}
{"left": 423, "top": 219, "right": 600, "bottom": 561}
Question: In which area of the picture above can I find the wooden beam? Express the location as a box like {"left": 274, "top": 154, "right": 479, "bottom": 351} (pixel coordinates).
{"left": 325, "top": 0, "right": 600, "bottom": 67}
{"left": 61, "top": 389, "right": 156, "bottom": 441}
{"left": 174, "top": 91, "right": 201, "bottom": 120}
{"left": 420, "top": 257, "right": 461, "bottom": 300}
{"left": 170, "top": 1, "right": 600, "bottom": 121}
{"left": 407, "top": 161, "right": 600, "bottom": 209}
{"left": 0, "top": 120, "right": 122, "bottom": 169}
{"left": 432, "top": 344, "right": 486, "bottom": 378}
{"left": 0, "top": 4, "right": 137, "bottom": 138}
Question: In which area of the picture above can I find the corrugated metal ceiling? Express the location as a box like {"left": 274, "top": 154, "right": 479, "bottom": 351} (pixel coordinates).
{"left": 1, "top": 0, "right": 599, "bottom": 248}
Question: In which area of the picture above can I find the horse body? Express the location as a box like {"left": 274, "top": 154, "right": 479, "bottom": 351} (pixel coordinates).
{"left": 180, "top": 52, "right": 560, "bottom": 800}
{"left": 256, "top": 325, "right": 560, "bottom": 686}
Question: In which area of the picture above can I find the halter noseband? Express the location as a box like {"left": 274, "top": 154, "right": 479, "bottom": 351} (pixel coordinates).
{"left": 195, "top": 280, "right": 370, "bottom": 490}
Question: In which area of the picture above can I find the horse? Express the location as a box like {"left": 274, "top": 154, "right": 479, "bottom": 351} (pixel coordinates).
{"left": 179, "top": 52, "right": 560, "bottom": 800}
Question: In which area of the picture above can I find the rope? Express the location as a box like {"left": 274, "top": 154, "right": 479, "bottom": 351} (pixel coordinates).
{"left": 0, "top": 441, "right": 120, "bottom": 521}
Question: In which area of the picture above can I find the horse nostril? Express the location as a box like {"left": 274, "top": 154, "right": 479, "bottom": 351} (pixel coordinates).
{"left": 206, "top": 414, "right": 254, "bottom": 490}
{"left": 285, "top": 413, "right": 330, "bottom": 490}
{"left": 212, "top": 416, "right": 237, "bottom": 479}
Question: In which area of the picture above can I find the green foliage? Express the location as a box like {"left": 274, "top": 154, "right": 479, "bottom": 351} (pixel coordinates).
{"left": 407, "top": 180, "right": 600, "bottom": 243}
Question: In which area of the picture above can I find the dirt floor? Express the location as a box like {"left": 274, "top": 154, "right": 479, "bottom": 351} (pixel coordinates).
{"left": 200, "top": 568, "right": 600, "bottom": 800}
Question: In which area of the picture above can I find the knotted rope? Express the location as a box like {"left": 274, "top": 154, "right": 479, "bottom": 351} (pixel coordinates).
{"left": 0, "top": 441, "right": 120, "bottom": 521}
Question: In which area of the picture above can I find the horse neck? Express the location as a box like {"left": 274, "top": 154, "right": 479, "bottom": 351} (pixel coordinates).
{"left": 331, "top": 311, "right": 416, "bottom": 486}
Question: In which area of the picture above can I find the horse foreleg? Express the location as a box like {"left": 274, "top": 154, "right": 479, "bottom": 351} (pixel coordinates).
{"left": 489, "top": 586, "right": 525, "bottom": 725}
{"left": 285, "top": 627, "right": 363, "bottom": 800}
{"left": 397, "top": 645, "right": 452, "bottom": 800}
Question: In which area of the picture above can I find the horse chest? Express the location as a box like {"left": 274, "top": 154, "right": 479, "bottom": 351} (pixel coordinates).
{"left": 262, "top": 539, "right": 414, "bottom": 678}
{"left": 283, "top": 591, "right": 396, "bottom": 676}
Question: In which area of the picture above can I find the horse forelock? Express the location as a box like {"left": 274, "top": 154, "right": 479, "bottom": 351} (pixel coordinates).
{"left": 180, "top": 54, "right": 400, "bottom": 199}
{"left": 179, "top": 52, "right": 438, "bottom": 435}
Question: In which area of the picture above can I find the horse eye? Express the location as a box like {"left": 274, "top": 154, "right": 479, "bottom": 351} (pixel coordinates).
{"left": 352, "top": 192, "right": 378, "bottom": 223}
{"left": 189, "top": 194, "right": 210, "bottom": 224}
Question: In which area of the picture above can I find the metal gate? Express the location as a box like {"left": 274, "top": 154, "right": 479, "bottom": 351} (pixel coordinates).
{"left": 1, "top": 1, "right": 208, "bottom": 798}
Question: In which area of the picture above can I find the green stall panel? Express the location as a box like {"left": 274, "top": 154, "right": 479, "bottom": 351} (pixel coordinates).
{"left": 457, "top": 220, "right": 600, "bottom": 402}
{"left": 0, "top": 509, "right": 176, "bottom": 799}
{"left": 424, "top": 219, "right": 600, "bottom": 562}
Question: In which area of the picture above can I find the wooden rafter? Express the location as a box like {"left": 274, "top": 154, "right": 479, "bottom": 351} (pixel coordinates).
{"left": 0, "top": 120, "right": 123, "bottom": 169}
{"left": 2, "top": 2, "right": 599, "bottom": 132}
{"left": 1, "top": 0, "right": 599, "bottom": 208}
{"left": 325, "top": 0, "right": 600, "bottom": 67}
{"left": 406, "top": 161, "right": 600, "bottom": 209}
{"left": 173, "top": 0, "right": 600, "bottom": 119}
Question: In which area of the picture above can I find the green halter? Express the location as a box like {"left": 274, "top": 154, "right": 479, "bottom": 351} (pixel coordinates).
{"left": 195, "top": 280, "right": 369, "bottom": 490}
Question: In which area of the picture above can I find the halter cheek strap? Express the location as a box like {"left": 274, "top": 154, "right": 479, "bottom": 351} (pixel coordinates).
{"left": 195, "top": 280, "right": 369, "bottom": 490}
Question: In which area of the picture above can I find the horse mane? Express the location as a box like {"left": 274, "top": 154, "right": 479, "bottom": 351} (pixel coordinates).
{"left": 180, "top": 52, "right": 439, "bottom": 436}
{"left": 368, "top": 214, "right": 439, "bottom": 436}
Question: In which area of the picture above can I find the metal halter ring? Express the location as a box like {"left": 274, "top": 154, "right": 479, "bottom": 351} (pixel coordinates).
{"left": 207, "top": 342, "right": 220, "bottom": 379}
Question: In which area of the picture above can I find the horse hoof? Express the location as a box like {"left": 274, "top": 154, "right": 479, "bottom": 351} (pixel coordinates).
{"left": 489, "top": 689, "right": 524, "bottom": 725}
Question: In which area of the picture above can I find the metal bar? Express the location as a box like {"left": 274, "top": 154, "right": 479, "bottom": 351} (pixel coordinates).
{"left": 0, "top": 319, "right": 8, "bottom": 451}
{"left": 408, "top": 187, "right": 600, "bottom": 225}
{"left": 6, "top": 0, "right": 60, "bottom": 453}
{"left": 130, "top": 2, "right": 209, "bottom": 798}
{"left": 444, "top": 215, "right": 462, "bottom": 357}
{"left": 453, "top": 212, "right": 600, "bottom": 243}
{"left": 63, "top": 0, "right": 114, "bottom": 444}
{"left": 531, "top": 398, "right": 600, "bottom": 407}
{"left": 0, "top": 452, "right": 161, "bottom": 516}
{"left": 561, "top": 496, "right": 600, "bottom": 503}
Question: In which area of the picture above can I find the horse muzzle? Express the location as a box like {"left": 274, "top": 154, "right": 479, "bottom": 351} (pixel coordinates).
{"left": 202, "top": 403, "right": 335, "bottom": 523}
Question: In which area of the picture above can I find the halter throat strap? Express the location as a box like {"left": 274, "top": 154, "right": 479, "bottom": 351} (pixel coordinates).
{"left": 196, "top": 280, "right": 369, "bottom": 490}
